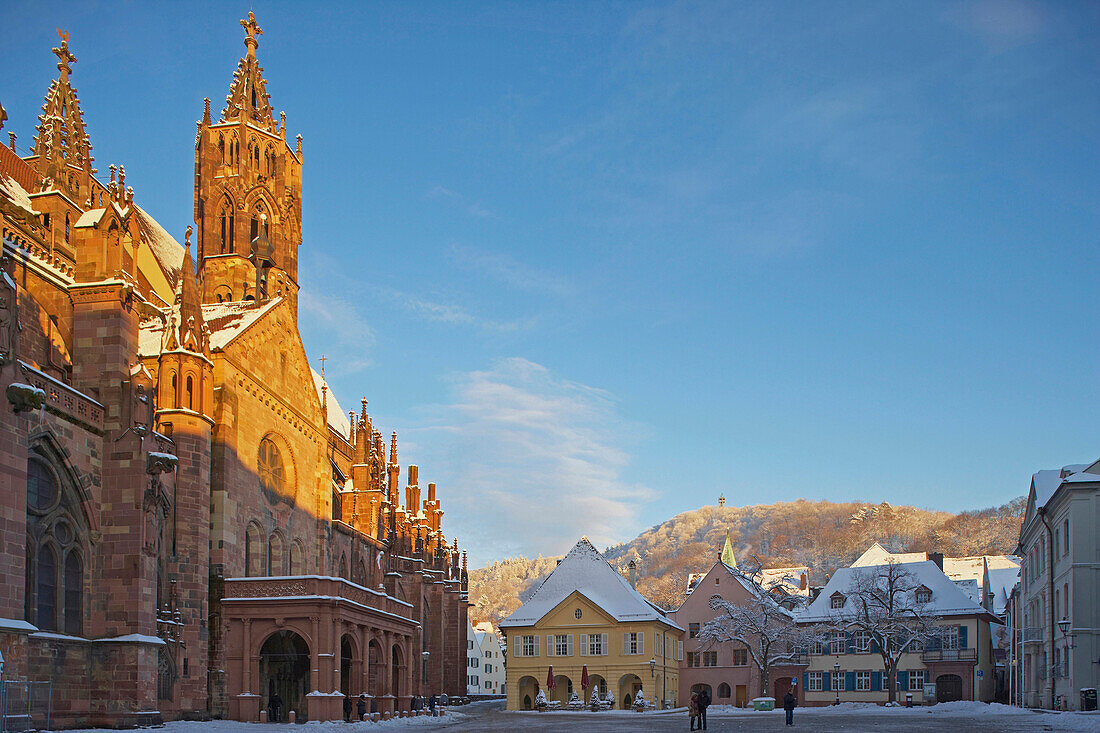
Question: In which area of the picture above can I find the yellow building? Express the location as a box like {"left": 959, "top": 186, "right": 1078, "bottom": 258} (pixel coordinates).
{"left": 499, "top": 538, "right": 683, "bottom": 710}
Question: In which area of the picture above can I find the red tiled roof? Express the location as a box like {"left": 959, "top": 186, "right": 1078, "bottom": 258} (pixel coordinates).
{"left": 0, "top": 144, "right": 37, "bottom": 193}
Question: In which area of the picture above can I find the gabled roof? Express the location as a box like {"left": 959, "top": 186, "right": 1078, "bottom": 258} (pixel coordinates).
{"left": 311, "top": 366, "right": 351, "bottom": 439}
{"left": 204, "top": 298, "right": 282, "bottom": 350}
{"left": 499, "top": 537, "right": 681, "bottom": 630}
{"left": 986, "top": 566, "right": 1020, "bottom": 616}
{"left": 797, "top": 560, "right": 994, "bottom": 624}
{"left": 851, "top": 542, "right": 927, "bottom": 567}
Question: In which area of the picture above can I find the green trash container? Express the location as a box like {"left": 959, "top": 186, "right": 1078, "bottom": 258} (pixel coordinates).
{"left": 752, "top": 697, "right": 775, "bottom": 711}
{"left": 1081, "top": 688, "right": 1097, "bottom": 712}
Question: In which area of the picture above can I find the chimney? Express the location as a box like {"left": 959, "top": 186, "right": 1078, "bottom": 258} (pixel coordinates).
{"left": 628, "top": 559, "right": 638, "bottom": 589}
{"left": 929, "top": 552, "right": 944, "bottom": 571}
{"left": 809, "top": 586, "right": 823, "bottom": 602}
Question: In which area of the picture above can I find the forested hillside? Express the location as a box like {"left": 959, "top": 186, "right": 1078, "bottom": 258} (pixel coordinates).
{"left": 467, "top": 497, "right": 1025, "bottom": 626}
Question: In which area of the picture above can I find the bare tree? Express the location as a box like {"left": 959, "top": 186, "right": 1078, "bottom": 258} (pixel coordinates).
{"left": 698, "top": 563, "right": 825, "bottom": 698}
{"left": 820, "top": 560, "right": 946, "bottom": 703}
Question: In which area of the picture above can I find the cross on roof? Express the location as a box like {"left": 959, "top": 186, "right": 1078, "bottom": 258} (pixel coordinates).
{"left": 241, "top": 11, "right": 263, "bottom": 56}
{"left": 319, "top": 353, "right": 327, "bottom": 378}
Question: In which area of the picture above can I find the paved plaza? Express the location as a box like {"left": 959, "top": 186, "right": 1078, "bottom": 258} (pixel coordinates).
{"left": 430, "top": 700, "right": 1097, "bottom": 732}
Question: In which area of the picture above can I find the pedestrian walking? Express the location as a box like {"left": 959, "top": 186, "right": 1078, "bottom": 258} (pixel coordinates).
{"left": 689, "top": 691, "right": 700, "bottom": 730}
{"left": 697, "top": 687, "right": 711, "bottom": 730}
{"left": 356, "top": 694, "right": 367, "bottom": 721}
{"left": 428, "top": 694, "right": 437, "bottom": 713}
{"left": 783, "top": 687, "right": 797, "bottom": 726}
{"left": 270, "top": 692, "right": 282, "bottom": 724}
{"left": 343, "top": 694, "right": 352, "bottom": 722}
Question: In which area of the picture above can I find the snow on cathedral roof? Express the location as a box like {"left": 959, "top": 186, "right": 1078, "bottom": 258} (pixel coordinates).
{"left": 796, "top": 559, "right": 993, "bottom": 623}
{"left": 310, "top": 366, "right": 351, "bottom": 439}
{"left": 132, "top": 204, "right": 184, "bottom": 280}
{"left": 203, "top": 298, "right": 281, "bottom": 350}
{"left": 499, "top": 537, "right": 683, "bottom": 630}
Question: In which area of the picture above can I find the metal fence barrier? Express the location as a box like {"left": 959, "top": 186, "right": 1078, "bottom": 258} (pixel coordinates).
{"left": 0, "top": 681, "right": 53, "bottom": 733}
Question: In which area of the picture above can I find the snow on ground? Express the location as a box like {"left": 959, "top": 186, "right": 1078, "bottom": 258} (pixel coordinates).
{"left": 58, "top": 712, "right": 467, "bottom": 733}
{"left": 702, "top": 701, "right": 1099, "bottom": 731}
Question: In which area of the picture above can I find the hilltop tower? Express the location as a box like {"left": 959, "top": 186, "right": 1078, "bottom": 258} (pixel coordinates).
{"left": 193, "top": 11, "right": 303, "bottom": 312}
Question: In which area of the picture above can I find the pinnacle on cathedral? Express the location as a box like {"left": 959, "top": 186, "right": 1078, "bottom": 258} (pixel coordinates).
{"left": 220, "top": 11, "right": 278, "bottom": 133}
{"left": 30, "top": 29, "right": 94, "bottom": 203}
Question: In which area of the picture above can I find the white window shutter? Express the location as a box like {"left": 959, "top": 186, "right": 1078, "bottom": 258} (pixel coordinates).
{"left": 534, "top": 635, "right": 540, "bottom": 657}
{"left": 622, "top": 632, "right": 629, "bottom": 655}
{"left": 567, "top": 634, "right": 574, "bottom": 656}
{"left": 580, "top": 634, "right": 588, "bottom": 656}
{"left": 678, "top": 640, "right": 684, "bottom": 661}
{"left": 602, "top": 633, "right": 609, "bottom": 655}
{"left": 546, "top": 635, "right": 553, "bottom": 656}
{"left": 514, "top": 638, "right": 519, "bottom": 657}
{"left": 639, "top": 632, "right": 644, "bottom": 655}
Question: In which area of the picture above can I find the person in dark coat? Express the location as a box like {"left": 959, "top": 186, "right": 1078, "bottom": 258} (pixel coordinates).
{"left": 783, "top": 687, "right": 797, "bottom": 726}
{"left": 270, "top": 692, "right": 282, "bottom": 723}
{"left": 697, "top": 687, "right": 711, "bottom": 730}
{"left": 356, "top": 694, "right": 367, "bottom": 720}
{"left": 343, "top": 694, "right": 353, "bottom": 722}
{"left": 428, "top": 694, "right": 437, "bottom": 713}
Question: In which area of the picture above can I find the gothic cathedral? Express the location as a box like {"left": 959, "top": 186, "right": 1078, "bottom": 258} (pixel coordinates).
{"left": 0, "top": 15, "right": 467, "bottom": 727}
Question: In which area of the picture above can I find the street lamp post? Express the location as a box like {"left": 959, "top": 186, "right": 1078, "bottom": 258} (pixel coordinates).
{"left": 834, "top": 661, "right": 841, "bottom": 706}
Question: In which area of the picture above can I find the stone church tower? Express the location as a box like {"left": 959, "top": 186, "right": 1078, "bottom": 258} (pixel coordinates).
{"left": 193, "top": 12, "right": 303, "bottom": 312}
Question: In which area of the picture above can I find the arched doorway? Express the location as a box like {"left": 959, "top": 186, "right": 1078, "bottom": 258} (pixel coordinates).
{"left": 773, "top": 676, "right": 793, "bottom": 705}
{"left": 620, "top": 673, "right": 643, "bottom": 709}
{"left": 391, "top": 644, "right": 403, "bottom": 704}
{"left": 340, "top": 635, "right": 357, "bottom": 696}
{"left": 367, "top": 639, "right": 384, "bottom": 713}
{"left": 691, "top": 682, "right": 713, "bottom": 697}
{"left": 587, "top": 674, "right": 608, "bottom": 704}
{"left": 517, "top": 676, "right": 539, "bottom": 710}
{"left": 259, "top": 631, "right": 310, "bottom": 722}
{"left": 936, "top": 674, "right": 963, "bottom": 702}
{"left": 551, "top": 675, "right": 572, "bottom": 704}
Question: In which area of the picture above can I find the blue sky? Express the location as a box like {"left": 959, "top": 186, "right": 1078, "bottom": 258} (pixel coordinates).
{"left": 4, "top": 1, "right": 1098, "bottom": 566}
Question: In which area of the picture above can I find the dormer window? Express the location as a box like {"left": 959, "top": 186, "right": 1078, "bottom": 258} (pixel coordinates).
{"left": 915, "top": 586, "right": 932, "bottom": 604}
{"left": 830, "top": 592, "right": 845, "bottom": 609}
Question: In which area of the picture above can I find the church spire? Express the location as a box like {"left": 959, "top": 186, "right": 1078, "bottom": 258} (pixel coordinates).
{"left": 721, "top": 531, "right": 737, "bottom": 568}
{"left": 31, "top": 29, "right": 94, "bottom": 198}
{"left": 220, "top": 11, "right": 276, "bottom": 131}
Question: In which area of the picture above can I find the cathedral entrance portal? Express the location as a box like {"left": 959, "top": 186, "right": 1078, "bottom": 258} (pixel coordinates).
{"left": 259, "top": 631, "right": 310, "bottom": 722}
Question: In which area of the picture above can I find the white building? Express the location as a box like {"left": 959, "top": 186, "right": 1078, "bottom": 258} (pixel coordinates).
{"left": 1016, "top": 460, "right": 1100, "bottom": 710}
{"left": 472, "top": 621, "right": 507, "bottom": 695}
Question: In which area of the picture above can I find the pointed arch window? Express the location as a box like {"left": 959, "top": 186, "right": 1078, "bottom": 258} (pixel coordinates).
{"left": 36, "top": 543, "right": 57, "bottom": 630}
{"left": 64, "top": 214, "right": 70, "bottom": 244}
{"left": 289, "top": 540, "right": 304, "bottom": 576}
{"left": 26, "top": 454, "right": 88, "bottom": 634}
{"left": 64, "top": 551, "right": 83, "bottom": 635}
{"left": 218, "top": 134, "right": 226, "bottom": 164}
{"left": 185, "top": 375, "right": 194, "bottom": 411}
{"left": 245, "top": 522, "right": 265, "bottom": 577}
{"left": 169, "top": 372, "right": 178, "bottom": 409}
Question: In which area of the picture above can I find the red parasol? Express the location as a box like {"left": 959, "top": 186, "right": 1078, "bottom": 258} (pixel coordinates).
{"left": 546, "top": 665, "right": 555, "bottom": 689}
{"left": 581, "top": 665, "right": 589, "bottom": 691}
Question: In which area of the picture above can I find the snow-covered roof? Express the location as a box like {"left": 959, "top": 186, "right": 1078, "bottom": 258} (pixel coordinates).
{"left": 133, "top": 204, "right": 184, "bottom": 280}
{"left": 760, "top": 566, "right": 810, "bottom": 597}
{"left": 1031, "top": 461, "right": 1099, "bottom": 510}
{"left": 796, "top": 560, "right": 993, "bottom": 624}
{"left": 499, "top": 537, "right": 682, "bottom": 630}
{"left": 851, "top": 542, "right": 927, "bottom": 567}
{"left": 0, "top": 172, "right": 37, "bottom": 215}
{"left": 74, "top": 208, "right": 105, "bottom": 228}
{"left": 204, "top": 298, "right": 281, "bottom": 350}
{"left": 986, "top": 566, "right": 1020, "bottom": 616}
{"left": 311, "top": 367, "right": 351, "bottom": 439}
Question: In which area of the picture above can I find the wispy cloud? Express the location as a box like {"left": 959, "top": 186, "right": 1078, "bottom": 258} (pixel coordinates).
{"left": 374, "top": 286, "right": 536, "bottom": 333}
{"left": 409, "top": 358, "right": 655, "bottom": 564}
{"left": 448, "top": 244, "right": 575, "bottom": 298}
{"left": 298, "top": 290, "right": 376, "bottom": 373}
{"left": 943, "top": 0, "right": 1047, "bottom": 50}
{"left": 426, "top": 184, "right": 496, "bottom": 219}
